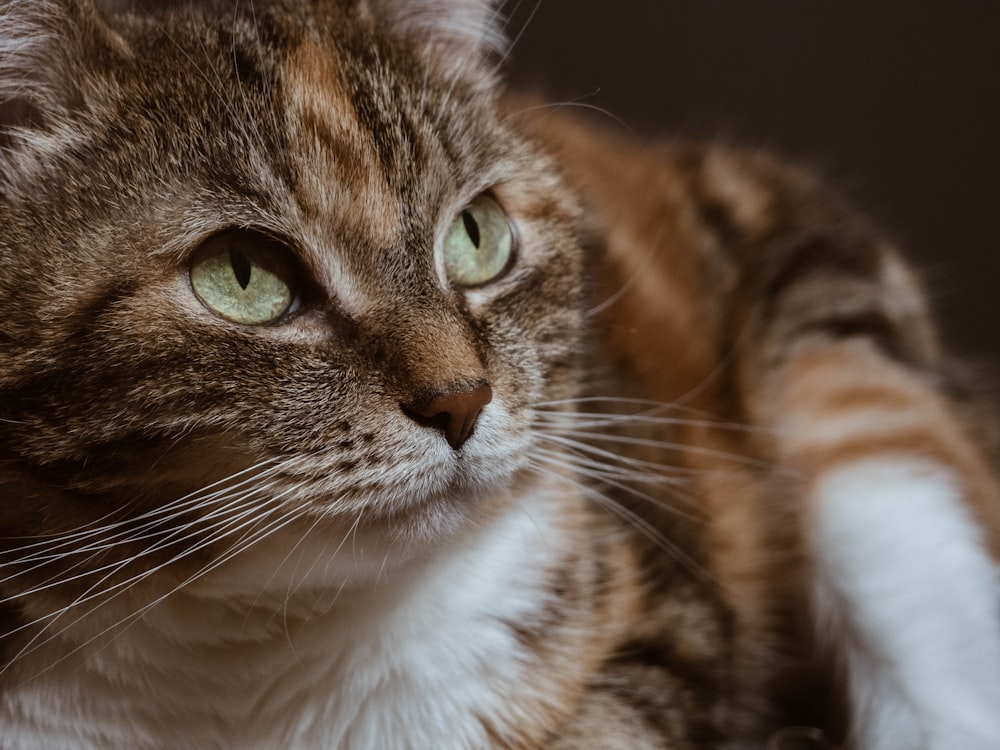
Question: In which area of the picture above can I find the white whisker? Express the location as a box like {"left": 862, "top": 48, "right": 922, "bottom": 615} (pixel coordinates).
{"left": 1, "top": 476, "right": 288, "bottom": 603}
{"left": 0, "top": 457, "right": 289, "bottom": 551}
{"left": 491, "top": 0, "right": 540, "bottom": 73}
{"left": 0, "top": 477, "right": 305, "bottom": 675}
{"left": 530, "top": 445, "right": 703, "bottom": 522}
{"left": 10, "top": 502, "right": 308, "bottom": 689}
{"left": 527, "top": 460, "right": 716, "bottom": 586}
{"left": 536, "top": 429, "right": 770, "bottom": 474}
{"left": 503, "top": 93, "right": 636, "bottom": 138}
{"left": 533, "top": 407, "right": 771, "bottom": 435}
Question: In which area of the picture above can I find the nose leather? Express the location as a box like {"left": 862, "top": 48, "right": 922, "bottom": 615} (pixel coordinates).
{"left": 403, "top": 382, "right": 492, "bottom": 450}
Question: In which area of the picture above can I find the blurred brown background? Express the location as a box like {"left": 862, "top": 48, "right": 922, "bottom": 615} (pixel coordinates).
{"left": 504, "top": 1, "right": 1000, "bottom": 363}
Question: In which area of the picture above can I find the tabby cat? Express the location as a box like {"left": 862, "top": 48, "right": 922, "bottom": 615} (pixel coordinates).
{"left": 1, "top": 1, "right": 999, "bottom": 748}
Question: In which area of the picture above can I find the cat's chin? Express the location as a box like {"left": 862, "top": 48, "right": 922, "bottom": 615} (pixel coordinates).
{"left": 221, "top": 447, "right": 536, "bottom": 583}
{"left": 182, "top": 468, "right": 551, "bottom": 604}
{"left": 316, "top": 463, "right": 529, "bottom": 549}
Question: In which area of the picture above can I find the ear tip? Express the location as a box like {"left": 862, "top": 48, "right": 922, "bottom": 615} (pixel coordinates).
{"left": 0, "top": 0, "right": 90, "bottom": 141}
{"left": 368, "top": 0, "right": 508, "bottom": 61}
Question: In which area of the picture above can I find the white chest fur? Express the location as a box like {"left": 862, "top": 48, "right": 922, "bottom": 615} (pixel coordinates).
{"left": 0, "top": 487, "right": 571, "bottom": 750}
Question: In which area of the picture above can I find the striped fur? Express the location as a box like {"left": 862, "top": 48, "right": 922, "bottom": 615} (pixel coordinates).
{"left": 1, "top": 1, "right": 998, "bottom": 748}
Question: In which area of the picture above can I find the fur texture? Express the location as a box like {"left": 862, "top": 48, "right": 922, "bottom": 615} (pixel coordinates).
{"left": 1, "top": 1, "right": 998, "bottom": 748}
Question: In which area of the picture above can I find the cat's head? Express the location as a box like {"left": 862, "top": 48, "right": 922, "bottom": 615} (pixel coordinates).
{"left": 0, "top": 0, "right": 583, "bottom": 604}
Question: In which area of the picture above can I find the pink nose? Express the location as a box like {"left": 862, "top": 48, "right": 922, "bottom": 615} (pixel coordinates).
{"left": 402, "top": 382, "right": 492, "bottom": 450}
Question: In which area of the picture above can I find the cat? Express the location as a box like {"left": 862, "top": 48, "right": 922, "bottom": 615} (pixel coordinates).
{"left": 1, "top": 0, "right": 999, "bottom": 748}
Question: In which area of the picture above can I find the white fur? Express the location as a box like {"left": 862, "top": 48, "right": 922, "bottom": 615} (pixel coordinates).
{"left": 810, "top": 458, "right": 1000, "bottom": 750}
{"left": 0, "top": 474, "right": 571, "bottom": 750}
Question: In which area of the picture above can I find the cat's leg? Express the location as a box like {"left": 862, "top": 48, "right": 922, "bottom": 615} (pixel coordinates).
{"left": 771, "top": 337, "right": 1000, "bottom": 750}
{"left": 676, "top": 145, "right": 1000, "bottom": 748}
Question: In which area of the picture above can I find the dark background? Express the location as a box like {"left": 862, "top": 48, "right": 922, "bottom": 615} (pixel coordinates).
{"left": 503, "top": 1, "right": 1000, "bottom": 364}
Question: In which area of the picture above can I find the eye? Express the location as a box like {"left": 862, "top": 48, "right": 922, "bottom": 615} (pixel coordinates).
{"left": 442, "top": 194, "right": 514, "bottom": 287}
{"left": 189, "top": 231, "right": 297, "bottom": 325}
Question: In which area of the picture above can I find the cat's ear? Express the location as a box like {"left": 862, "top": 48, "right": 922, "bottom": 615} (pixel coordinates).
{"left": 362, "top": 0, "right": 506, "bottom": 65}
{"left": 0, "top": 0, "right": 117, "bottom": 153}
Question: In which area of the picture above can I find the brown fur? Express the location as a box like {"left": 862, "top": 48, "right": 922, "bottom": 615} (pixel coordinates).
{"left": 1, "top": 1, "right": 997, "bottom": 748}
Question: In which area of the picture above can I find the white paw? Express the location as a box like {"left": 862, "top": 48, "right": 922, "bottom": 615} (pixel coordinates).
{"left": 810, "top": 458, "right": 1000, "bottom": 750}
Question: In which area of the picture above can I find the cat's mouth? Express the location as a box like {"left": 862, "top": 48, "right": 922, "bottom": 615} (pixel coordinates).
{"left": 249, "top": 398, "right": 531, "bottom": 519}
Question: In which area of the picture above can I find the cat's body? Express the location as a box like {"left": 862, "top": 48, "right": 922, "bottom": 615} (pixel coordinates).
{"left": 1, "top": 1, "right": 999, "bottom": 748}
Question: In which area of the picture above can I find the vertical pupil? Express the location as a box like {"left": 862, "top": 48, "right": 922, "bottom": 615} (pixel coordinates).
{"left": 462, "top": 210, "right": 481, "bottom": 248}
{"left": 230, "top": 248, "right": 252, "bottom": 289}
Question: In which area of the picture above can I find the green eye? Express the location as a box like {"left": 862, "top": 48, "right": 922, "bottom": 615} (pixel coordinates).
{"left": 190, "top": 231, "right": 297, "bottom": 325}
{"left": 443, "top": 194, "right": 514, "bottom": 287}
